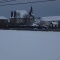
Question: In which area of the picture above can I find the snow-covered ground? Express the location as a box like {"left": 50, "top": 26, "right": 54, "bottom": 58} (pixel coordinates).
{"left": 0, "top": 30, "right": 60, "bottom": 60}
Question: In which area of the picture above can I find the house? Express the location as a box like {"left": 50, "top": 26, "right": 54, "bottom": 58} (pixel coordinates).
{"left": 40, "top": 16, "right": 60, "bottom": 29}
{"left": 0, "top": 16, "right": 8, "bottom": 28}
{"left": 10, "top": 10, "right": 28, "bottom": 25}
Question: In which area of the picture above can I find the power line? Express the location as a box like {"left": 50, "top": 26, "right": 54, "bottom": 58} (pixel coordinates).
{"left": 0, "top": 0, "right": 16, "bottom": 3}
{"left": 0, "top": 0, "right": 56, "bottom": 6}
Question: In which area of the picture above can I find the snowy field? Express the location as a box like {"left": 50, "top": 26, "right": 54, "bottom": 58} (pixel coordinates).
{"left": 0, "top": 30, "right": 60, "bottom": 60}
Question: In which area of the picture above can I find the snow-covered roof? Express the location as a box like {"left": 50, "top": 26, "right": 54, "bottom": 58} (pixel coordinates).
{"left": 41, "top": 16, "right": 60, "bottom": 21}
{"left": 0, "top": 16, "right": 8, "bottom": 20}
{"left": 52, "top": 22, "right": 58, "bottom": 24}
{"left": 16, "top": 10, "right": 28, "bottom": 18}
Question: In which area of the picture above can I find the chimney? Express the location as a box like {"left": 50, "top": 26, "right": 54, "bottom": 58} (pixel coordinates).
{"left": 14, "top": 11, "right": 16, "bottom": 18}
{"left": 11, "top": 11, "right": 13, "bottom": 18}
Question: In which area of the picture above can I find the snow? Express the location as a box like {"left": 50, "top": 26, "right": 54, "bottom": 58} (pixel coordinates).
{"left": 0, "top": 30, "right": 60, "bottom": 60}
{"left": 32, "top": 23, "right": 38, "bottom": 26}
{"left": 35, "top": 19, "right": 40, "bottom": 24}
{"left": 52, "top": 21, "right": 58, "bottom": 25}
{"left": 41, "top": 16, "right": 60, "bottom": 21}
{"left": 16, "top": 10, "right": 28, "bottom": 18}
{"left": 0, "top": 16, "right": 8, "bottom": 20}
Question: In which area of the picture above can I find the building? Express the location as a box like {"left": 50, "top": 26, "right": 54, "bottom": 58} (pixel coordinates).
{"left": 40, "top": 16, "right": 60, "bottom": 29}
{"left": 10, "top": 6, "right": 35, "bottom": 26}
{"left": 0, "top": 16, "right": 8, "bottom": 28}
{"left": 10, "top": 10, "right": 28, "bottom": 25}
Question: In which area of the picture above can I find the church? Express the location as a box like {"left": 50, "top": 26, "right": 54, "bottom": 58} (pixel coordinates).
{"left": 10, "top": 6, "right": 35, "bottom": 26}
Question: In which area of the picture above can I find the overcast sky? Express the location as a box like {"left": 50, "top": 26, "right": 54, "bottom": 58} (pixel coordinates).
{"left": 0, "top": 0, "right": 60, "bottom": 18}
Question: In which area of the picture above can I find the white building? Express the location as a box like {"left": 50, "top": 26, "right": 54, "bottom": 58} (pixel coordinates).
{"left": 10, "top": 8, "right": 35, "bottom": 26}
{"left": 40, "top": 16, "right": 60, "bottom": 28}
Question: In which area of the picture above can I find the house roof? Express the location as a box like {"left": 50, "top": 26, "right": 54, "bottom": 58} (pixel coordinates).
{"left": 41, "top": 16, "right": 60, "bottom": 21}
{"left": 0, "top": 16, "right": 8, "bottom": 20}
{"left": 16, "top": 10, "right": 28, "bottom": 18}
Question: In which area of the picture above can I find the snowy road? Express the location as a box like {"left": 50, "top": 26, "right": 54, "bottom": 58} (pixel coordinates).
{"left": 0, "top": 30, "right": 60, "bottom": 60}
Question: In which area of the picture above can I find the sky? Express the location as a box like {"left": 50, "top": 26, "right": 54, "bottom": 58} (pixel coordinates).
{"left": 0, "top": 30, "right": 60, "bottom": 60}
{"left": 0, "top": 0, "right": 60, "bottom": 18}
